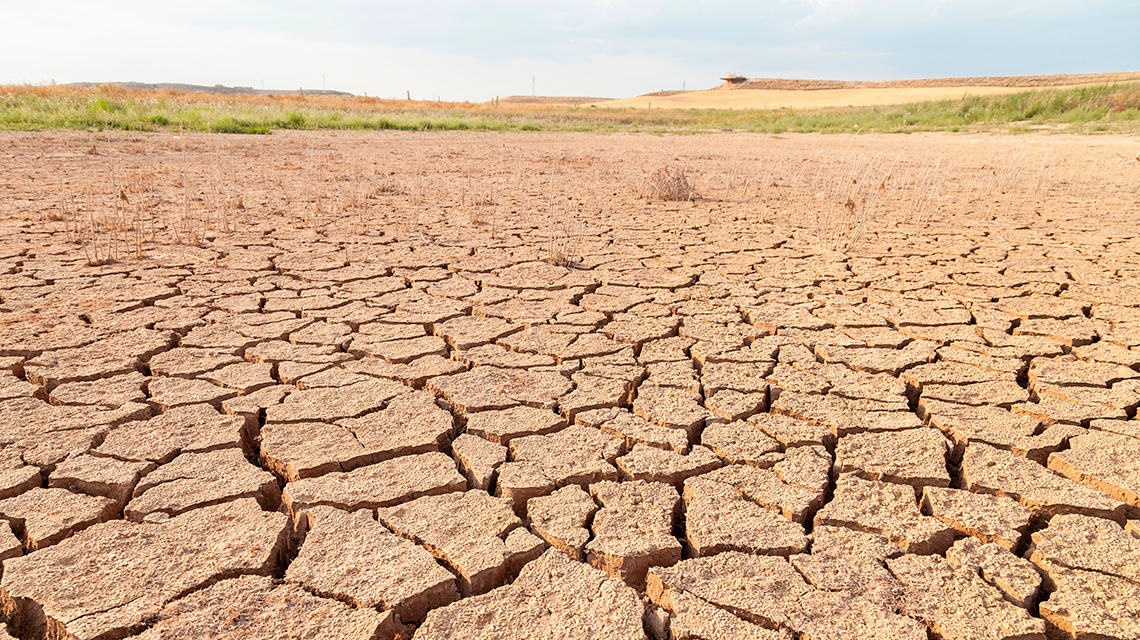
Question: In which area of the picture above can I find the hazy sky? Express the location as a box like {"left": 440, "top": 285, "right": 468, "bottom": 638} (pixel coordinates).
{"left": 3, "top": 0, "right": 1138, "bottom": 101}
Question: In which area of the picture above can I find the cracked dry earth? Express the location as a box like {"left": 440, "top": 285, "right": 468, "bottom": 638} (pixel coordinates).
{"left": 1, "top": 130, "right": 1140, "bottom": 640}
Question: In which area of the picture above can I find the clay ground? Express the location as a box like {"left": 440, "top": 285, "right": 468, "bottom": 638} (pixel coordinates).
{"left": 0, "top": 129, "right": 1139, "bottom": 640}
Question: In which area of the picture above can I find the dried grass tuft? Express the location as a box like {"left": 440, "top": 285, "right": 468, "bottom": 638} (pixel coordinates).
{"left": 643, "top": 165, "right": 692, "bottom": 201}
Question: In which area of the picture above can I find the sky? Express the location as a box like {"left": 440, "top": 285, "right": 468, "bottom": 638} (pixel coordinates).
{"left": 2, "top": 0, "right": 1138, "bottom": 101}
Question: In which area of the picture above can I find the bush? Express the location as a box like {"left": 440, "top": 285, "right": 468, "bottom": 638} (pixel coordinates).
{"left": 642, "top": 165, "right": 692, "bottom": 201}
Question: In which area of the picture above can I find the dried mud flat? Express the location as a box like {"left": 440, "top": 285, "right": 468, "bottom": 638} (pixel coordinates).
{"left": 0, "top": 130, "right": 1139, "bottom": 640}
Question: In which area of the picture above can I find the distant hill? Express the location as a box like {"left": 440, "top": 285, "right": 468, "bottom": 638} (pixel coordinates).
{"left": 64, "top": 81, "right": 352, "bottom": 97}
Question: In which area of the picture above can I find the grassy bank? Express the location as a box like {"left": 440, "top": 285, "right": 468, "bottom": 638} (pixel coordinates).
{"left": 1, "top": 82, "right": 1138, "bottom": 134}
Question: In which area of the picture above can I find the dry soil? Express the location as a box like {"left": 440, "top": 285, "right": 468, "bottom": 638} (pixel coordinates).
{"left": 0, "top": 129, "right": 1138, "bottom": 640}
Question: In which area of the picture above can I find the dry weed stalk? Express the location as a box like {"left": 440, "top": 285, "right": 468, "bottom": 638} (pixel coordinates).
{"left": 63, "top": 159, "right": 157, "bottom": 264}
{"left": 725, "top": 146, "right": 741, "bottom": 199}
{"left": 812, "top": 151, "right": 893, "bottom": 253}
{"left": 542, "top": 161, "right": 576, "bottom": 266}
{"left": 545, "top": 206, "right": 575, "bottom": 267}
{"left": 898, "top": 155, "right": 944, "bottom": 226}
{"left": 463, "top": 163, "right": 497, "bottom": 227}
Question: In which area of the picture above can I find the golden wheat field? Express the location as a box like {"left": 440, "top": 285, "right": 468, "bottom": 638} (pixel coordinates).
{"left": 586, "top": 72, "right": 1140, "bottom": 110}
